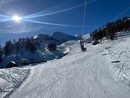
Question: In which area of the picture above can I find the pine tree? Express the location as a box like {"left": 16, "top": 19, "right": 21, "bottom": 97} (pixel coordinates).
{"left": 47, "top": 43, "right": 57, "bottom": 51}
{"left": 30, "top": 41, "right": 36, "bottom": 53}
{"left": 4, "top": 40, "right": 12, "bottom": 55}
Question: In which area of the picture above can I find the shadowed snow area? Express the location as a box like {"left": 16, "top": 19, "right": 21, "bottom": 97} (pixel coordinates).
{"left": 2, "top": 33, "right": 130, "bottom": 98}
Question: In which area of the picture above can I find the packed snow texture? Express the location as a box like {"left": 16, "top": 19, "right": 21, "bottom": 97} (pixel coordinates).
{"left": 1, "top": 31, "right": 130, "bottom": 98}
{"left": 103, "top": 37, "right": 130, "bottom": 86}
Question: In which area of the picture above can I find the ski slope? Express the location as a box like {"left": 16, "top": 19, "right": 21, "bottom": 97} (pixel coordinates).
{"left": 10, "top": 38, "right": 130, "bottom": 98}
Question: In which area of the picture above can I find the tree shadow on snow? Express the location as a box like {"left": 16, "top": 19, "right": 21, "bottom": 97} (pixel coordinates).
{"left": 102, "top": 53, "right": 107, "bottom": 55}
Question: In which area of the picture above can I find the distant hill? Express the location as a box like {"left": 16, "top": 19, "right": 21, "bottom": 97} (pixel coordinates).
{"left": 50, "top": 32, "right": 78, "bottom": 42}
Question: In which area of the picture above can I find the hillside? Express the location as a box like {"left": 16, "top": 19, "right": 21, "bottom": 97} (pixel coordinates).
{"left": 0, "top": 32, "right": 78, "bottom": 68}
{"left": 0, "top": 31, "right": 129, "bottom": 98}
{"left": 90, "top": 16, "right": 130, "bottom": 42}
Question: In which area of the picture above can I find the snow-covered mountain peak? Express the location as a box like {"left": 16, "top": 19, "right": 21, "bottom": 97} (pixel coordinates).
{"left": 34, "top": 34, "right": 53, "bottom": 40}
{"left": 33, "top": 35, "right": 38, "bottom": 39}
{"left": 50, "top": 32, "right": 78, "bottom": 42}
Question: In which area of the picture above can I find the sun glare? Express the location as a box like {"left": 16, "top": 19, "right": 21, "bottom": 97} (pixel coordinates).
{"left": 12, "top": 15, "right": 22, "bottom": 22}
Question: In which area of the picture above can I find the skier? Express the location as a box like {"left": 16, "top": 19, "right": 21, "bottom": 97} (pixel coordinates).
{"left": 79, "top": 38, "right": 86, "bottom": 52}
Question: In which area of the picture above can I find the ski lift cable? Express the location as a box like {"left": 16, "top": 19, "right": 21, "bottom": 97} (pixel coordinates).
{"left": 80, "top": 0, "right": 87, "bottom": 52}
{"left": 81, "top": 0, "right": 87, "bottom": 36}
{"left": 111, "top": 6, "right": 130, "bottom": 21}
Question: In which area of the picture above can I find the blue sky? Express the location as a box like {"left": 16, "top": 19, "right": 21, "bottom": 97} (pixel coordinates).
{"left": 0, "top": 0, "right": 130, "bottom": 45}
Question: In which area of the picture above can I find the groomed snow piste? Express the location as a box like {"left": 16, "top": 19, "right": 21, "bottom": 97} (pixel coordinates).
{"left": 2, "top": 33, "right": 130, "bottom": 98}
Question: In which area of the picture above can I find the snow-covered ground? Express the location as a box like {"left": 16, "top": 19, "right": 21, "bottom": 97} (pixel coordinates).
{"left": 1, "top": 32, "right": 130, "bottom": 98}
{"left": 102, "top": 37, "right": 130, "bottom": 86}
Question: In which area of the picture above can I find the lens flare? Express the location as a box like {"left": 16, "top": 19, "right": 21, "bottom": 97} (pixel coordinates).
{"left": 0, "top": 4, "right": 84, "bottom": 27}
{"left": 23, "top": 19, "right": 81, "bottom": 27}
{"left": 12, "top": 15, "right": 22, "bottom": 22}
{"left": 23, "top": 4, "right": 84, "bottom": 19}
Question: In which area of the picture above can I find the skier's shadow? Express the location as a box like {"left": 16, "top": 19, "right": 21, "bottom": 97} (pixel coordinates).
{"left": 111, "top": 60, "right": 120, "bottom": 63}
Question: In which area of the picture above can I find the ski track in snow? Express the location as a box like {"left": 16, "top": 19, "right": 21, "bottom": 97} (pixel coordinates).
{"left": 10, "top": 39, "right": 130, "bottom": 98}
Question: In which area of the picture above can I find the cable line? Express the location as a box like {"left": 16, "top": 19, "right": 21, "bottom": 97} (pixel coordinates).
{"left": 81, "top": 0, "right": 87, "bottom": 35}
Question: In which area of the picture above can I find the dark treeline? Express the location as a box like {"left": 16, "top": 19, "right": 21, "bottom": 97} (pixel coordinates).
{"left": 4, "top": 37, "right": 37, "bottom": 56}
{"left": 90, "top": 16, "right": 130, "bottom": 44}
{"left": 0, "top": 46, "right": 2, "bottom": 63}
{"left": 47, "top": 43, "right": 57, "bottom": 51}
{"left": 0, "top": 34, "right": 58, "bottom": 65}
{"left": 2, "top": 35, "right": 57, "bottom": 56}
{"left": 0, "top": 37, "right": 37, "bottom": 64}
{"left": 0, "top": 35, "right": 57, "bottom": 64}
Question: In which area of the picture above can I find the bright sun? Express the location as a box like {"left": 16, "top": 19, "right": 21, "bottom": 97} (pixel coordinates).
{"left": 12, "top": 15, "right": 22, "bottom": 22}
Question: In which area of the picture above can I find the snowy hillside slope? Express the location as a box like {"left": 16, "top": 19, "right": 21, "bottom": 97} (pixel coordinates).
{"left": 1, "top": 33, "right": 76, "bottom": 67}
{"left": 116, "top": 31, "right": 130, "bottom": 38}
{"left": 9, "top": 33, "right": 130, "bottom": 98}
{"left": 102, "top": 36, "right": 130, "bottom": 85}
{"left": 0, "top": 45, "right": 66, "bottom": 68}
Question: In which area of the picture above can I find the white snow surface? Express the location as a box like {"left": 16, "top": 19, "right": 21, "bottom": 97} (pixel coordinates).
{"left": 3, "top": 34, "right": 130, "bottom": 98}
